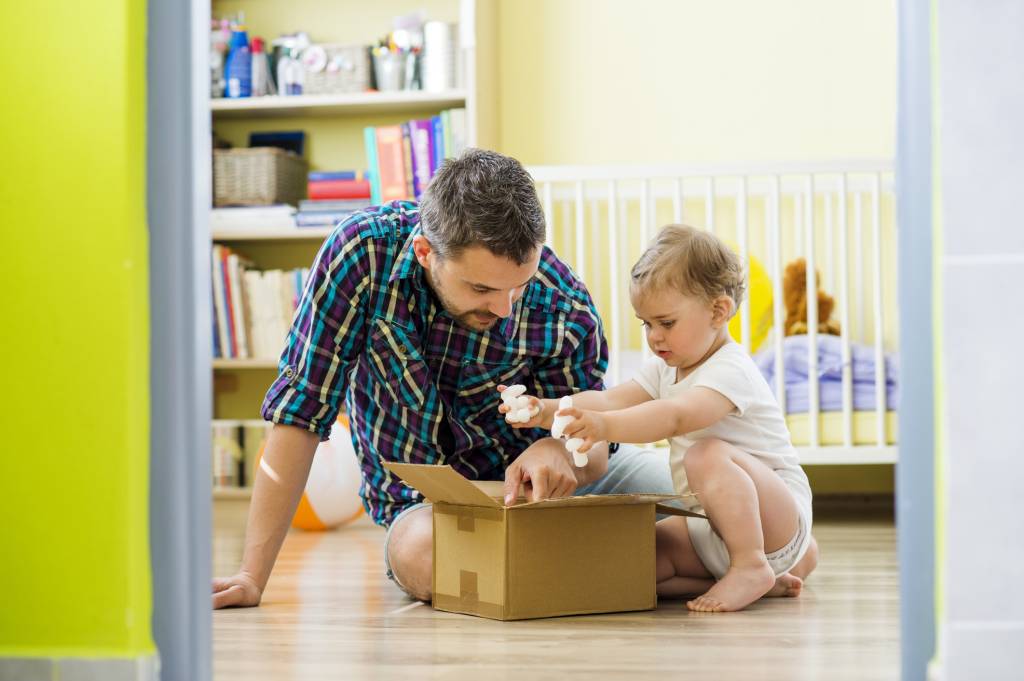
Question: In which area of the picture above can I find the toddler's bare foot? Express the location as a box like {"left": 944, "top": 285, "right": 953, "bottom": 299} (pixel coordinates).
{"left": 687, "top": 561, "right": 775, "bottom": 612}
{"left": 765, "top": 572, "right": 803, "bottom": 598}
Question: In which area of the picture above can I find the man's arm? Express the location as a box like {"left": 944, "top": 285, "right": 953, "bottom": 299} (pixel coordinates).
{"left": 212, "top": 424, "right": 319, "bottom": 609}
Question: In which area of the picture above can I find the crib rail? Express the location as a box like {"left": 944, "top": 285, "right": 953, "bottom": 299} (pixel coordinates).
{"left": 528, "top": 161, "right": 897, "bottom": 465}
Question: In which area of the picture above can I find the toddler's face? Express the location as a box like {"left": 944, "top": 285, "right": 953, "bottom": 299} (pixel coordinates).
{"left": 631, "top": 287, "right": 721, "bottom": 370}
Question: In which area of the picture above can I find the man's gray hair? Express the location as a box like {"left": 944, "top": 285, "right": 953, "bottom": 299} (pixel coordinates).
{"left": 419, "top": 148, "right": 546, "bottom": 265}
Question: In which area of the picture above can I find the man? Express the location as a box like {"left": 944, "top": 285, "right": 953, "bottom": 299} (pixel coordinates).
{"left": 212, "top": 149, "right": 672, "bottom": 606}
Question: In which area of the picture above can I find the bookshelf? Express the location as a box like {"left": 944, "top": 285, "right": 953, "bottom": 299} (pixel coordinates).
{"left": 211, "top": 90, "right": 469, "bottom": 118}
{"left": 209, "top": 0, "right": 496, "bottom": 497}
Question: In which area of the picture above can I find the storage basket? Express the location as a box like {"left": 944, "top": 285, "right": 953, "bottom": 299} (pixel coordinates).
{"left": 303, "top": 44, "right": 371, "bottom": 95}
{"left": 213, "top": 147, "right": 308, "bottom": 206}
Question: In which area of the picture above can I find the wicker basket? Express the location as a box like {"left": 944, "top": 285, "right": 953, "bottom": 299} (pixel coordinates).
{"left": 303, "top": 44, "right": 371, "bottom": 95}
{"left": 213, "top": 147, "right": 308, "bottom": 206}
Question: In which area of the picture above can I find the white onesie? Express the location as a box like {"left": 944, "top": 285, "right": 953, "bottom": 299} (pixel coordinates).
{"left": 633, "top": 342, "right": 813, "bottom": 577}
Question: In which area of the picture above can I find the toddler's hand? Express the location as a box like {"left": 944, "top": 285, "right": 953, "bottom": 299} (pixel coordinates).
{"left": 556, "top": 407, "right": 606, "bottom": 453}
{"left": 497, "top": 384, "right": 544, "bottom": 428}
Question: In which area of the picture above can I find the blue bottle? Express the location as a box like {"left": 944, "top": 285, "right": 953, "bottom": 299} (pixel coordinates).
{"left": 225, "top": 26, "right": 252, "bottom": 98}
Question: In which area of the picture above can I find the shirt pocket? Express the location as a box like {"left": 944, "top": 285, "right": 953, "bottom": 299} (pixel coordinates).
{"left": 364, "top": 317, "right": 429, "bottom": 411}
{"left": 456, "top": 360, "right": 531, "bottom": 431}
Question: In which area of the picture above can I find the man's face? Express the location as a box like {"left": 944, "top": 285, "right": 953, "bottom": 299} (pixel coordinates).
{"left": 414, "top": 235, "right": 540, "bottom": 332}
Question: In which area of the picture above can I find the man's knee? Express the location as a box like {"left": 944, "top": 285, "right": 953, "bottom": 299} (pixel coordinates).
{"left": 387, "top": 506, "right": 434, "bottom": 601}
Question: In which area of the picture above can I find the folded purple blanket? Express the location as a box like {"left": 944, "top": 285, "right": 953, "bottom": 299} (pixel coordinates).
{"left": 753, "top": 334, "right": 899, "bottom": 413}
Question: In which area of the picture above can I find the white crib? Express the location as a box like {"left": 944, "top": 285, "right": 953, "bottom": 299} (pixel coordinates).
{"left": 528, "top": 161, "right": 898, "bottom": 466}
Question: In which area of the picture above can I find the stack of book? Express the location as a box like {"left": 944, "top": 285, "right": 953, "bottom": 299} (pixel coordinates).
{"left": 211, "top": 244, "right": 310, "bottom": 359}
{"left": 210, "top": 204, "right": 297, "bottom": 232}
{"left": 296, "top": 170, "right": 372, "bottom": 227}
{"left": 364, "top": 107, "right": 467, "bottom": 204}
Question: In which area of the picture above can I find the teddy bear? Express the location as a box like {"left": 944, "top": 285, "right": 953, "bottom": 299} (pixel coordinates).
{"left": 783, "top": 258, "right": 841, "bottom": 337}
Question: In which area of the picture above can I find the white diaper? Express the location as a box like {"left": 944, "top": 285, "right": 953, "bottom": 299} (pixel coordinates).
{"left": 685, "top": 509, "right": 811, "bottom": 580}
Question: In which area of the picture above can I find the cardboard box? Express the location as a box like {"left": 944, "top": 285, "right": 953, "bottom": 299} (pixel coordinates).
{"left": 383, "top": 462, "right": 701, "bottom": 621}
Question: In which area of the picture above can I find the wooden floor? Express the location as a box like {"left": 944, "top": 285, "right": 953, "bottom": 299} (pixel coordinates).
{"left": 213, "top": 501, "right": 898, "bottom": 680}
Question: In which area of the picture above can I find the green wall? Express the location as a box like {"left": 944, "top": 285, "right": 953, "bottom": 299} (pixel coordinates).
{"left": 0, "top": 0, "right": 153, "bottom": 657}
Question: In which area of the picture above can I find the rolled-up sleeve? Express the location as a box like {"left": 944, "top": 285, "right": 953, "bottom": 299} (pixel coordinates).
{"left": 261, "top": 222, "right": 374, "bottom": 439}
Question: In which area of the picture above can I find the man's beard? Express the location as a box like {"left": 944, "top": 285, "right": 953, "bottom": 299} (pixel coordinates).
{"left": 424, "top": 268, "right": 500, "bottom": 331}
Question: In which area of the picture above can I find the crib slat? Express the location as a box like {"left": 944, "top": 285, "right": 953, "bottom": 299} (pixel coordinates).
{"left": 543, "top": 182, "right": 554, "bottom": 251}
{"left": 608, "top": 180, "right": 621, "bottom": 386}
{"left": 738, "top": 176, "right": 750, "bottom": 351}
{"left": 640, "top": 178, "right": 653, "bottom": 363}
{"left": 771, "top": 176, "right": 787, "bottom": 416}
{"left": 805, "top": 175, "right": 820, "bottom": 448}
{"left": 854, "top": 193, "right": 865, "bottom": 341}
{"left": 559, "top": 200, "right": 571, "bottom": 261}
{"left": 871, "top": 174, "right": 886, "bottom": 446}
{"left": 839, "top": 175, "right": 853, "bottom": 447}
{"left": 794, "top": 192, "right": 803, "bottom": 258}
{"left": 574, "top": 182, "right": 586, "bottom": 281}
{"left": 673, "top": 178, "right": 683, "bottom": 223}
{"left": 825, "top": 193, "right": 835, "bottom": 294}
{"left": 705, "top": 178, "right": 715, "bottom": 234}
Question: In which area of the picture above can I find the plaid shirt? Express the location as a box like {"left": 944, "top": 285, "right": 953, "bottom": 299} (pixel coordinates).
{"left": 262, "top": 201, "right": 609, "bottom": 526}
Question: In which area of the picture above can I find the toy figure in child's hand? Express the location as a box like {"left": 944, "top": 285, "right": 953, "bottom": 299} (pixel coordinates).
{"left": 553, "top": 404, "right": 605, "bottom": 466}
{"left": 783, "top": 258, "right": 842, "bottom": 336}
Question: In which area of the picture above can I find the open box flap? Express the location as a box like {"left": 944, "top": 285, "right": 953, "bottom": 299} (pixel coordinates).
{"left": 383, "top": 462, "right": 502, "bottom": 508}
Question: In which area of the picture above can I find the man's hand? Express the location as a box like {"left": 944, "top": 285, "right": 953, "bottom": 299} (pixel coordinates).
{"left": 496, "top": 384, "right": 546, "bottom": 429}
{"left": 557, "top": 407, "right": 609, "bottom": 454}
{"left": 212, "top": 572, "right": 263, "bottom": 609}
{"left": 502, "top": 439, "right": 578, "bottom": 505}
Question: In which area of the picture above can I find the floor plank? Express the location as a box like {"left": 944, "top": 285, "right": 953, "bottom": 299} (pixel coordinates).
{"left": 213, "top": 502, "right": 898, "bottom": 680}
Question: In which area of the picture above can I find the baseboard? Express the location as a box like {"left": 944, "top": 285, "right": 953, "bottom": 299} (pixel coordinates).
{"left": 812, "top": 493, "right": 894, "bottom": 518}
{"left": 0, "top": 655, "right": 158, "bottom": 681}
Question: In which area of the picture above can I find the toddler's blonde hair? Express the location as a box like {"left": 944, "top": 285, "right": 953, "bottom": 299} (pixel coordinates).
{"left": 630, "top": 224, "right": 746, "bottom": 317}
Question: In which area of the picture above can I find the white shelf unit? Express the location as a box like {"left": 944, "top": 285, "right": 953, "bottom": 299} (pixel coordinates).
{"left": 211, "top": 90, "right": 469, "bottom": 119}
{"left": 209, "top": 0, "right": 496, "bottom": 501}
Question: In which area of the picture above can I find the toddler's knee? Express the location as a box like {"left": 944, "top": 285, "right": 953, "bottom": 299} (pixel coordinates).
{"left": 683, "top": 438, "right": 730, "bottom": 475}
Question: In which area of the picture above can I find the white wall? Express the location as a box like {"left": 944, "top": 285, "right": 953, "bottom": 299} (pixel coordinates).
{"left": 936, "top": 2, "right": 1024, "bottom": 679}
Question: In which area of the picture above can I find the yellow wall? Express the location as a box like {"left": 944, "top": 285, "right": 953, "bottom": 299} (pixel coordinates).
{"left": 497, "top": 0, "right": 897, "bottom": 165}
{"left": 0, "top": 0, "right": 153, "bottom": 657}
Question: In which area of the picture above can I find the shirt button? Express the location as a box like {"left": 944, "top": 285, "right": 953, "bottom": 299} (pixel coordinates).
{"left": 398, "top": 345, "right": 408, "bottom": 355}
{"left": 284, "top": 366, "right": 294, "bottom": 378}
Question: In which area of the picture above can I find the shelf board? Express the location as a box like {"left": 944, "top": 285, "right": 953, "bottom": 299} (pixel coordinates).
{"left": 213, "top": 486, "right": 252, "bottom": 500}
{"left": 212, "top": 227, "right": 335, "bottom": 241}
{"left": 213, "top": 358, "right": 278, "bottom": 370}
{"left": 211, "top": 90, "right": 467, "bottom": 119}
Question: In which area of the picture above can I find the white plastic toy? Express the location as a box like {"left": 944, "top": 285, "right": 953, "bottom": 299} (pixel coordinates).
{"left": 501, "top": 384, "right": 536, "bottom": 424}
{"left": 550, "top": 395, "right": 588, "bottom": 468}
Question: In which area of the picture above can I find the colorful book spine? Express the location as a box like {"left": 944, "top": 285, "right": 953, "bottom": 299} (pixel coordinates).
{"left": 430, "top": 115, "right": 444, "bottom": 173}
{"left": 308, "top": 170, "right": 365, "bottom": 182}
{"left": 400, "top": 124, "right": 415, "bottom": 199}
{"left": 375, "top": 125, "right": 409, "bottom": 202}
{"left": 410, "top": 119, "right": 434, "bottom": 199}
{"left": 364, "top": 126, "right": 382, "bottom": 205}
{"left": 307, "top": 179, "right": 372, "bottom": 200}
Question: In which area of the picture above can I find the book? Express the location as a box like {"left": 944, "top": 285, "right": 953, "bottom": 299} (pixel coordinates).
{"left": 363, "top": 126, "right": 382, "bottom": 205}
{"left": 430, "top": 115, "right": 444, "bottom": 173}
{"left": 226, "top": 252, "right": 249, "bottom": 358}
{"left": 298, "top": 199, "right": 368, "bottom": 213}
{"left": 401, "top": 124, "right": 415, "bottom": 199}
{"left": 211, "top": 205, "right": 296, "bottom": 232}
{"left": 306, "top": 179, "right": 372, "bottom": 200}
{"left": 410, "top": 119, "right": 434, "bottom": 199}
{"left": 211, "top": 246, "right": 231, "bottom": 358}
{"left": 375, "top": 125, "right": 409, "bottom": 202}
{"left": 308, "top": 170, "right": 365, "bottom": 182}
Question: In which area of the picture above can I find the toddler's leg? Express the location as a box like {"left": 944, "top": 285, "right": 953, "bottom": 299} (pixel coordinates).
{"left": 682, "top": 438, "right": 804, "bottom": 612}
{"left": 655, "top": 516, "right": 714, "bottom": 598}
